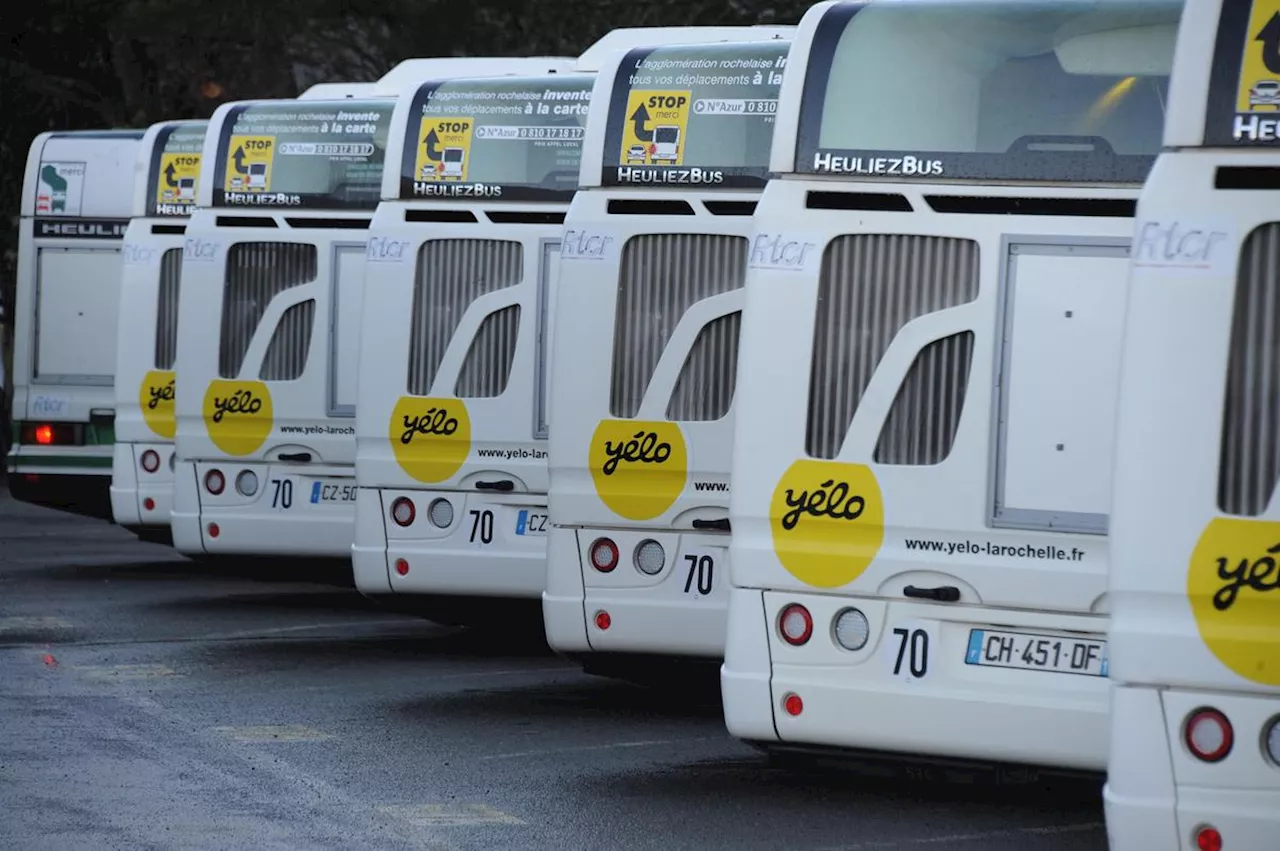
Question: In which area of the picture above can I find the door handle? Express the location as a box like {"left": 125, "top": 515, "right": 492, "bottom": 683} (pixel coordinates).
{"left": 475, "top": 480, "right": 514, "bottom": 492}
{"left": 692, "top": 518, "right": 731, "bottom": 532}
{"left": 278, "top": 452, "right": 312, "bottom": 463}
{"left": 903, "top": 585, "right": 961, "bottom": 602}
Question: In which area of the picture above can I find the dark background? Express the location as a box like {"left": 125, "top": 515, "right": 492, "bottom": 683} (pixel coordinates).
{"left": 0, "top": 0, "right": 809, "bottom": 395}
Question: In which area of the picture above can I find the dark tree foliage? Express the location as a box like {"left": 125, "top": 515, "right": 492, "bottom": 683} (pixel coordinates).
{"left": 0, "top": 0, "right": 812, "bottom": 308}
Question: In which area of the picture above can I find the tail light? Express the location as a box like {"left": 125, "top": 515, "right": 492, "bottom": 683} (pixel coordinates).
{"left": 140, "top": 450, "right": 161, "bottom": 473}
{"left": 390, "top": 497, "right": 415, "bottom": 527}
{"left": 782, "top": 692, "right": 804, "bottom": 716}
{"left": 22, "top": 423, "right": 77, "bottom": 445}
{"left": 204, "top": 469, "right": 225, "bottom": 495}
{"left": 589, "top": 538, "right": 619, "bottom": 572}
{"left": 778, "top": 603, "right": 813, "bottom": 646}
{"left": 1264, "top": 715, "right": 1280, "bottom": 766}
{"left": 1184, "top": 708, "right": 1233, "bottom": 762}
{"left": 1194, "top": 825, "right": 1222, "bottom": 851}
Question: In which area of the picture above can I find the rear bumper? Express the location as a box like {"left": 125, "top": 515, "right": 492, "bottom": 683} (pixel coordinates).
{"left": 171, "top": 461, "right": 355, "bottom": 557}
{"left": 722, "top": 587, "right": 1110, "bottom": 772}
{"left": 110, "top": 442, "right": 174, "bottom": 527}
{"left": 357, "top": 487, "right": 548, "bottom": 599}
{"left": 544, "top": 525, "right": 728, "bottom": 659}
{"left": 1103, "top": 684, "right": 1280, "bottom": 851}
{"left": 6, "top": 469, "right": 112, "bottom": 520}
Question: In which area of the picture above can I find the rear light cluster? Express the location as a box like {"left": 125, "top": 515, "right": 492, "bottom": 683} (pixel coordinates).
{"left": 585, "top": 537, "right": 667, "bottom": 577}
{"left": 21, "top": 422, "right": 80, "bottom": 446}
{"left": 203, "top": 468, "right": 261, "bottom": 497}
{"left": 388, "top": 497, "right": 455, "bottom": 529}
{"left": 774, "top": 603, "right": 870, "bottom": 652}
{"left": 204, "top": 469, "right": 225, "bottom": 495}
{"left": 1181, "top": 707, "right": 1280, "bottom": 765}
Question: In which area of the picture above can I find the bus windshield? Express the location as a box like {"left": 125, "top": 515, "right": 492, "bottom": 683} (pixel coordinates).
{"left": 798, "top": 0, "right": 1181, "bottom": 183}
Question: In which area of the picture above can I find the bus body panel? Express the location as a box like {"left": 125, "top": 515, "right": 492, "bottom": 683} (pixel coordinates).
{"left": 723, "top": 178, "right": 1131, "bottom": 771}
{"left": 1104, "top": 147, "right": 1280, "bottom": 848}
{"left": 9, "top": 130, "right": 143, "bottom": 518}
{"left": 354, "top": 203, "right": 564, "bottom": 600}
{"left": 720, "top": 0, "right": 1180, "bottom": 774}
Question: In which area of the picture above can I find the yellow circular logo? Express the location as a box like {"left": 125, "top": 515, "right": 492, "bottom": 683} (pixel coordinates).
{"left": 770, "top": 460, "right": 885, "bottom": 588}
{"left": 589, "top": 419, "right": 688, "bottom": 521}
{"left": 390, "top": 396, "right": 472, "bottom": 483}
{"left": 1188, "top": 517, "right": 1280, "bottom": 686}
{"left": 202, "top": 379, "right": 274, "bottom": 456}
{"left": 139, "top": 370, "right": 176, "bottom": 439}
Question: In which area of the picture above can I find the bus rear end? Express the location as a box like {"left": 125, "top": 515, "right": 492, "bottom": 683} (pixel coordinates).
{"left": 545, "top": 32, "right": 793, "bottom": 673}
{"left": 9, "top": 130, "right": 143, "bottom": 519}
{"left": 111, "top": 120, "right": 208, "bottom": 543}
{"left": 722, "top": 0, "right": 1177, "bottom": 774}
{"left": 170, "top": 97, "right": 393, "bottom": 558}
{"left": 1105, "top": 0, "right": 1280, "bottom": 847}
{"left": 352, "top": 69, "right": 590, "bottom": 620}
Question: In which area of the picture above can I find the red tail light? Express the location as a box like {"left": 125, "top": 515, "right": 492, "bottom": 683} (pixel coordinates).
{"left": 589, "top": 538, "right": 619, "bottom": 572}
{"left": 778, "top": 604, "right": 813, "bottom": 646}
{"left": 1184, "top": 708, "right": 1233, "bottom": 763}
{"left": 390, "top": 497, "right": 415, "bottom": 527}
{"left": 34, "top": 424, "right": 53, "bottom": 445}
{"left": 204, "top": 469, "right": 225, "bottom": 495}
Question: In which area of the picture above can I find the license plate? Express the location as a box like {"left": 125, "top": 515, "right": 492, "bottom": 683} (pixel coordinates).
{"left": 965, "top": 629, "right": 1107, "bottom": 677}
{"left": 515, "top": 510, "right": 548, "bottom": 535}
{"left": 309, "top": 481, "right": 356, "bottom": 504}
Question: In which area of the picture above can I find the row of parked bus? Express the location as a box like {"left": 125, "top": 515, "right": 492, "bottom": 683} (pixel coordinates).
{"left": 7, "top": 0, "right": 1277, "bottom": 847}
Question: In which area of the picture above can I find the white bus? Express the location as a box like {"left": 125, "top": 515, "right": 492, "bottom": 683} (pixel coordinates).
{"left": 170, "top": 58, "right": 572, "bottom": 560}
{"left": 1105, "top": 0, "right": 1280, "bottom": 847}
{"left": 720, "top": 0, "right": 1178, "bottom": 774}
{"left": 110, "top": 86, "right": 381, "bottom": 546}
{"left": 352, "top": 28, "right": 768, "bottom": 623}
{"left": 110, "top": 120, "right": 208, "bottom": 544}
{"left": 543, "top": 30, "right": 794, "bottom": 676}
{"left": 8, "top": 129, "right": 144, "bottom": 519}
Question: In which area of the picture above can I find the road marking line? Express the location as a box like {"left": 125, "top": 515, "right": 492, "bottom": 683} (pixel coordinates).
{"left": 188, "top": 619, "right": 424, "bottom": 641}
{"left": 77, "top": 664, "right": 179, "bottom": 680}
{"left": 211, "top": 725, "right": 334, "bottom": 742}
{"left": 377, "top": 804, "right": 523, "bottom": 826}
{"left": 480, "top": 736, "right": 720, "bottom": 761}
{"left": 0, "top": 616, "right": 73, "bottom": 633}
{"left": 816, "top": 822, "right": 1104, "bottom": 850}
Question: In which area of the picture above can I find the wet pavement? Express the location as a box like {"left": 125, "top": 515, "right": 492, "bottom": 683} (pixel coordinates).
{"left": 0, "top": 490, "right": 1109, "bottom": 850}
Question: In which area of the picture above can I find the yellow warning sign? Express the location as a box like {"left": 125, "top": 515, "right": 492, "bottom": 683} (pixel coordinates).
{"left": 155, "top": 153, "right": 201, "bottom": 208}
{"left": 1236, "top": 0, "right": 1280, "bottom": 113}
{"left": 618, "top": 90, "right": 691, "bottom": 167}
{"left": 413, "top": 117, "right": 474, "bottom": 182}
{"left": 223, "top": 135, "right": 275, "bottom": 193}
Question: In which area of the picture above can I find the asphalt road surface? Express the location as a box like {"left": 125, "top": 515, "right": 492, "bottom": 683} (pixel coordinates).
{"left": 0, "top": 490, "right": 1110, "bottom": 851}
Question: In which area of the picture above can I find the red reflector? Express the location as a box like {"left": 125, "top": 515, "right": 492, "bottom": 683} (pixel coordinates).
{"left": 34, "top": 424, "right": 53, "bottom": 445}
{"left": 783, "top": 693, "right": 803, "bottom": 716}
{"left": 394, "top": 558, "right": 409, "bottom": 576}
{"left": 1196, "top": 826, "right": 1222, "bottom": 851}
{"left": 207, "top": 522, "right": 220, "bottom": 538}
{"left": 143, "top": 498, "right": 155, "bottom": 511}
{"left": 594, "top": 610, "right": 611, "bottom": 631}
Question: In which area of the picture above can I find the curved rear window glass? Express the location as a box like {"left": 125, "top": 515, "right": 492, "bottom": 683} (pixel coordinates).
{"left": 147, "top": 122, "right": 207, "bottom": 217}
{"left": 602, "top": 41, "right": 791, "bottom": 189}
{"left": 797, "top": 0, "right": 1181, "bottom": 183}
{"left": 212, "top": 100, "right": 393, "bottom": 209}
{"left": 398, "top": 75, "right": 594, "bottom": 202}
{"left": 1205, "top": 0, "right": 1280, "bottom": 146}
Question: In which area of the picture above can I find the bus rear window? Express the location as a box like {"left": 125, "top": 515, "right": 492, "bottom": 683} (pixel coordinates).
{"left": 797, "top": 0, "right": 1181, "bottom": 183}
